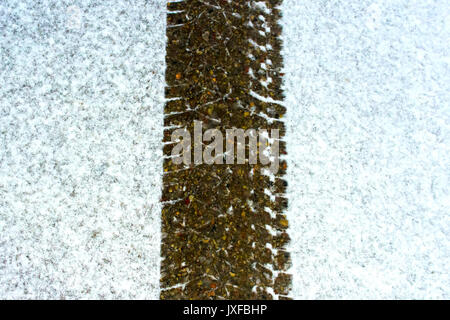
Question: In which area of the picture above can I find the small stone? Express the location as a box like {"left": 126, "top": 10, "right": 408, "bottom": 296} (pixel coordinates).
{"left": 280, "top": 219, "right": 288, "bottom": 227}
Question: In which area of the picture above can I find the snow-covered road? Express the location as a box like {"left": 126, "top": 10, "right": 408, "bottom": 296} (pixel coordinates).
{"left": 0, "top": 0, "right": 448, "bottom": 299}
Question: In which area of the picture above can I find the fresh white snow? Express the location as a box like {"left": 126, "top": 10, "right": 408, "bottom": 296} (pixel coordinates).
{"left": 0, "top": 0, "right": 166, "bottom": 299}
{"left": 282, "top": 0, "right": 449, "bottom": 299}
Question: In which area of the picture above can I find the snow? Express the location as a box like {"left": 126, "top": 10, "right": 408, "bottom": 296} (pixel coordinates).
{"left": 0, "top": 0, "right": 166, "bottom": 299}
{"left": 281, "top": 0, "right": 450, "bottom": 298}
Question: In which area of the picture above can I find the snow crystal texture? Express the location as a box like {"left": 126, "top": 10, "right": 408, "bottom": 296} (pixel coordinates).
{"left": 0, "top": 0, "right": 166, "bottom": 299}
{"left": 282, "top": 0, "right": 449, "bottom": 299}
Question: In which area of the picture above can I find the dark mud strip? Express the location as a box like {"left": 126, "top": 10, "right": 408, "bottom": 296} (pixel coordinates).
{"left": 161, "top": 0, "right": 291, "bottom": 299}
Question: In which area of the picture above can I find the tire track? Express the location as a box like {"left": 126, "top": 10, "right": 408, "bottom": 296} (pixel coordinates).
{"left": 161, "top": 0, "right": 291, "bottom": 299}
